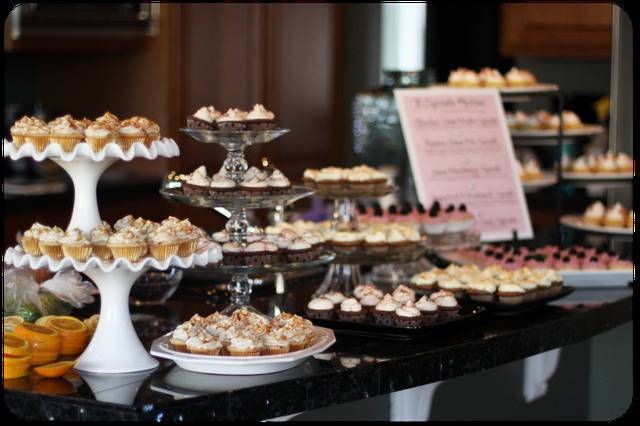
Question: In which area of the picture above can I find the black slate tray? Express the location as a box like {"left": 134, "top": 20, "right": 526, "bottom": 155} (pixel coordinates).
{"left": 302, "top": 305, "right": 485, "bottom": 341}
{"left": 458, "top": 286, "right": 576, "bottom": 316}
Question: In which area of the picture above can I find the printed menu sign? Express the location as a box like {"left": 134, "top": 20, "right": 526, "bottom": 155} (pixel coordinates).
{"left": 394, "top": 87, "right": 533, "bottom": 241}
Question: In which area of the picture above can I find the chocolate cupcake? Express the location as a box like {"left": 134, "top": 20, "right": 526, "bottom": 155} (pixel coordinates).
{"left": 372, "top": 294, "right": 399, "bottom": 326}
{"left": 182, "top": 166, "right": 210, "bottom": 196}
{"left": 186, "top": 106, "right": 220, "bottom": 130}
{"left": 433, "top": 294, "right": 460, "bottom": 320}
{"left": 286, "top": 238, "right": 314, "bottom": 263}
{"left": 305, "top": 297, "right": 335, "bottom": 320}
{"left": 415, "top": 296, "right": 439, "bottom": 325}
{"left": 393, "top": 302, "right": 423, "bottom": 327}
{"left": 217, "top": 108, "right": 247, "bottom": 131}
{"left": 244, "top": 104, "right": 276, "bottom": 130}
{"left": 336, "top": 298, "right": 366, "bottom": 322}
{"left": 221, "top": 242, "right": 246, "bottom": 265}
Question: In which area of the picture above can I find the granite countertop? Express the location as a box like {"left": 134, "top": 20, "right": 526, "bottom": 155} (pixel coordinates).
{"left": 4, "top": 274, "right": 633, "bottom": 421}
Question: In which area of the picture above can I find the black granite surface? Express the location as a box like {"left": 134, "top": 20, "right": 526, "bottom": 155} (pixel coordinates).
{"left": 3, "top": 273, "right": 633, "bottom": 421}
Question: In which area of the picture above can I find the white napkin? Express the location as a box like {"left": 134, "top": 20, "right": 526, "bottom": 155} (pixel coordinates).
{"left": 522, "top": 348, "right": 561, "bottom": 403}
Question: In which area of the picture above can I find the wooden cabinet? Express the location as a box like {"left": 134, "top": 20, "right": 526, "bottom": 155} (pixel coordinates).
{"left": 500, "top": 3, "right": 612, "bottom": 59}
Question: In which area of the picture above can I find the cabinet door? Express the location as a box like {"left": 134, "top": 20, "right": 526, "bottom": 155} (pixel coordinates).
{"left": 500, "top": 3, "right": 612, "bottom": 59}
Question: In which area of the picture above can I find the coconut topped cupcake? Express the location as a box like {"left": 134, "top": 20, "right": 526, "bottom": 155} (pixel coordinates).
{"left": 188, "top": 105, "right": 221, "bottom": 130}
{"left": 245, "top": 104, "right": 276, "bottom": 130}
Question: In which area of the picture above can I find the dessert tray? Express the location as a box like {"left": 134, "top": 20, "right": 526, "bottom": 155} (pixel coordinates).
{"left": 303, "top": 305, "right": 484, "bottom": 341}
{"left": 150, "top": 327, "right": 336, "bottom": 375}
{"left": 561, "top": 171, "right": 633, "bottom": 181}
{"left": 311, "top": 185, "right": 398, "bottom": 200}
{"left": 3, "top": 138, "right": 180, "bottom": 162}
{"left": 179, "top": 127, "right": 289, "bottom": 147}
{"left": 510, "top": 124, "right": 604, "bottom": 138}
{"left": 560, "top": 214, "right": 633, "bottom": 236}
{"left": 197, "top": 252, "right": 335, "bottom": 274}
{"left": 332, "top": 241, "right": 428, "bottom": 265}
{"left": 522, "top": 174, "right": 557, "bottom": 192}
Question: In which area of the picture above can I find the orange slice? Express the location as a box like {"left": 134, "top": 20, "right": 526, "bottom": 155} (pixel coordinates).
{"left": 32, "top": 378, "right": 75, "bottom": 395}
{"left": 30, "top": 350, "right": 60, "bottom": 366}
{"left": 3, "top": 364, "right": 31, "bottom": 380}
{"left": 48, "top": 317, "right": 88, "bottom": 335}
{"left": 3, "top": 352, "right": 32, "bottom": 367}
{"left": 3, "top": 316, "right": 24, "bottom": 332}
{"left": 33, "top": 361, "right": 75, "bottom": 378}
{"left": 3, "top": 333, "right": 31, "bottom": 357}
{"left": 83, "top": 314, "right": 99, "bottom": 335}
{"left": 35, "top": 315, "right": 56, "bottom": 327}
{"left": 14, "top": 323, "right": 61, "bottom": 344}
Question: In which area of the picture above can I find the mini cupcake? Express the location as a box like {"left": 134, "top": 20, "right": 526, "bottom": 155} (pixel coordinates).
{"left": 217, "top": 108, "right": 247, "bottom": 131}
{"left": 305, "top": 297, "right": 335, "bottom": 320}
{"left": 85, "top": 120, "right": 118, "bottom": 152}
{"left": 410, "top": 271, "right": 437, "bottom": 292}
{"left": 478, "top": 67, "right": 506, "bottom": 88}
{"left": 10, "top": 116, "right": 33, "bottom": 148}
{"left": 244, "top": 104, "right": 276, "bottom": 130}
{"left": 353, "top": 284, "right": 383, "bottom": 300}
{"left": 436, "top": 276, "right": 465, "bottom": 296}
{"left": 387, "top": 227, "right": 413, "bottom": 251}
{"left": 24, "top": 119, "right": 50, "bottom": 152}
{"left": 48, "top": 115, "right": 85, "bottom": 152}
{"left": 302, "top": 169, "right": 319, "bottom": 188}
{"left": 262, "top": 331, "right": 290, "bottom": 355}
{"left": 597, "top": 153, "right": 618, "bottom": 174}
{"left": 465, "top": 279, "right": 496, "bottom": 302}
{"left": 243, "top": 241, "right": 272, "bottom": 266}
{"left": 107, "top": 229, "right": 148, "bottom": 262}
{"left": 266, "top": 169, "right": 291, "bottom": 195}
{"left": 373, "top": 294, "right": 400, "bottom": 326}
{"left": 134, "top": 116, "right": 161, "bottom": 147}
{"left": 336, "top": 298, "right": 366, "bottom": 322}
{"left": 183, "top": 166, "right": 211, "bottom": 196}
{"left": 315, "top": 167, "right": 346, "bottom": 192}
{"left": 187, "top": 335, "right": 222, "bottom": 356}
{"left": 286, "top": 238, "right": 313, "bottom": 262}
{"left": 496, "top": 283, "right": 525, "bottom": 304}
{"left": 208, "top": 171, "right": 237, "bottom": 195}
{"left": 38, "top": 226, "right": 65, "bottom": 259}
{"left": 169, "top": 323, "right": 190, "bottom": 352}
{"left": 616, "top": 153, "right": 633, "bottom": 173}
{"left": 95, "top": 111, "right": 120, "bottom": 126}
{"left": 60, "top": 228, "right": 93, "bottom": 261}
{"left": 583, "top": 201, "right": 606, "bottom": 226}
{"left": 393, "top": 301, "right": 423, "bottom": 327}
{"left": 364, "top": 230, "right": 388, "bottom": 254}
{"left": 117, "top": 118, "right": 147, "bottom": 150}
{"left": 448, "top": 68, "right": 480, "bottom": 87}
{"left": 359, "top": 293, "right": 381, "bottom": 315}
{"left": 322, "top": 291, "right": 346, "bottom": 306}
{"left": 604, "top": 203, "right": 627, "bottom": 228}
{"left": 330, "top": 231, "right": 363, "bottom": 253}
{"left": 429, "top": 289, "right": 455, "bottom": 301}
{"left": 423, "top": 203, "right": 447, "bottom": 235}
{"left": 392, "top": 284, "right": 416, "bottom": 305}
{"left": 187, "top": 106, "right": 221, "bottom": 130}
{"left": 221, "top": 241, "right": 245, "bottom": 265}
{"left": 147, "top": 226, "right": 180, "bottom": 260}
{"left": 433, "top": 294, "right": 460, "bottom": 319}
{"left": 174, "top": 220, "right": 200, "bottom": 257}
{"left": 114, "top": 215, "right": 137, "bottom": 231}
{"left": 505, "top": 67, "right": 536, "bottom": 87}
{"left": 226, "top": 334, "right": 262, "bottom": 356}
{"left": 89, "top": 226, "right": 112, "bottom": 260}
{"left": 608, "top": 258, "right": 633, "bottom": 270}
{"left": 20, "top": 223, "right": 50, "bottom": 256}
{"left": 240, "top": 174, "right": 269, "bottom": 195}
{"left": 415, "top": 296, "right": 439, "bottom": 325}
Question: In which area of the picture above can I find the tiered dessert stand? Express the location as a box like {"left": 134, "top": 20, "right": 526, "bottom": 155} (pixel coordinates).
{"left": 311, "top": 185, "right": 428, "bottom": 297}
{"left": 160, "top": 128, "right": 334, "bottom": 314}
{"left": 3, "top": 139, "right": 223, "bottom": 374}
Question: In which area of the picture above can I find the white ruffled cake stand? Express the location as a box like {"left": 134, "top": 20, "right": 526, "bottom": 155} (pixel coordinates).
{"left": 3, "top": 138, "right": 224, "bottom": 374}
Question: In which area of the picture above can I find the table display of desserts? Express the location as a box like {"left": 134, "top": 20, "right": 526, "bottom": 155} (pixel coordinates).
{"left": 302, "top": 165, "right": 397, "bottom": 198}
{"left": 445, "top": 67, "right": 558, "bottom": 93}
{"left": 302, "top": 283, "right": 483, "bottom": 339}
{"left": 561, "top": 151, "right": 633, "bottom": 180}
{"left": 506, "top": 110, "right": 603, "bottom": 138}
{"left": 150, "top": 308, "right": 335, "bottom": 375}
{"left": 560, "top": 202, "right": 633, "bottom": 236}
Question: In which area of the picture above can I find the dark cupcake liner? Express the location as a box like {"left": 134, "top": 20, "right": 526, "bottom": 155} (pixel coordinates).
{"left": 305, "top": 307, "right": 334, "bottom": 320}
{"left": 336, "top": 309, "right": 367, "bottom": 323}
{"left": 372, "top": 310, "right": 395, "bottom": 326}
{"left": 182, "top": 183, "right": 210, "bottom": 196}
{"left": 245, "top": 120, "right": 276, "bottom": 130}
{"left": 187, "top": 116, "right": 218, "bottom": 130}
{"left": 217, "top": 121, "right": 246, "bottom": 131}
{"left": 393, "top": 314, "right": 423, "bottom": 328}
{"left": 421, "top": 312, "right": 439, "bottom": 325}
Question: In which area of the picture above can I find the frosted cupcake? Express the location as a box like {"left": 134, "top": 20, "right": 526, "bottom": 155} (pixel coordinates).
{"left": 227, "top": 335, "right": 262, "bottom": 357}
{"left": 465, "top": 279, "right": 496, "bottom": 302}
{"left": 372, "top": 294, "right": 399, "bottom": 326}
{"left": 394, "top": 301, "right": 422, "bottom": 327}
{"left": 107, "top": 229, "right": 148, "bottom": 262}
{"left": 330, "top": 231, "right": 363, "bottom": 253}
{"left": 183, "top": 165, "right": 211, "bottom": 196}
{"left": 604, "top": 203, "right": 627, "bottom": 228}
{"left": 217, "top": 108, "right": 247, "bottom": 131}
{"left": 117, "top": 118, "right": 146, "bottom": 150}
{"left": 147, "top": 226, "right": 180, "bottom": 260}
{"left": 315, "top": 167, "right": 346, "bottom": 191}
{"left": 262, "top": 331, "right": 290, "bottom": 355}
{"left": 60, "top": 228, "right": 93, "bottom": 261}
{"left": 37, "top": 226, "right": 65, "bottom": 259}
{"left": 208, "top": 171, "right": 237, "bottom": 195}
{"left": 583, "top": 201, "right": 605, "bottom": 226}
{"left": 48, "top": 115, "right": 85, "bottom": 152}
{"left": 187, "top": 106, "right": 221, "bottom": 130}
{"left": 305, "top": 297, "right": 335, "bottom": 320}
{"left": 505, "top": 67, "right": 536, "bottom": 87}
{"left": 433, "top": 294, "right": 460, "bottom": 319}
{"left": 496, "top": 283, "right": 525, "bottom": 304}
{"left": 392, "top": 284, "right": 416, "bottom": 305}
{"left": 410, "top": 271, "right": 437, "bottom": 291}
{"left": 114, "top": 214, "right": 136, "bottom": 231}
{"left": 90, "top": 226, "right": 112, "bottom": 260}
{"left": 415, "top": 296, "right": 439, "bottom": 324}
{"left": 169, "top": 322, "right": 190, "bottom": 352}
{"left": 10, "top": 116, "right": 33, "bottom": 148}
{"left": 95, "top": 111, "right": 120, "bottom": 126}
{"left": 245, "top": 104, "right": 276, "bottom": 130}
{"left": 448, "top": 68, "right": 480, "bottom": 87}
{"left": 322, "top": 291, "right": 346, "bottom": 306}
{"left": 336, "top": 298, "right": 366, "bottom": 322}
{"left": 187, "top": 335, "right": 222, "bottom": 356}
{"left": 175, "top": 221, "right": 200, "bottom": 257}
{"left": 478, "top": 67, "right": 506, "bottom": 88}
{"left": 266, "top": 169, "right": 291, "bottom": 194}
{"left": 359, "top": 293, "right": 382, "bottom": 314}
{"left": 353, "top": 283, "right": 383, "bottom": 300}
{"left": 20, "top": 222, "right": 50, "bottom": 256}
{"left": 240, "top": 174, "right": 269, "bottom": 195}
{"left": 24, "top": 119, "right": 50, "bottom": 152}
{"left": 85, "top": 120, "right": 118, "bottom": 152}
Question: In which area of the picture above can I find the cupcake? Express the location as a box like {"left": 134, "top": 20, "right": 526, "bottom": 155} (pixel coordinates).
{"left": 322, "top": 291, "right": 346, "bottom": 306}
{"left": 244, "top": 104, "right": 276, "bottom": 130}
{"left": 496, "top": 283, "right": 525, "bottom": 304}
{"left": 604, "top": 203, "right": 627, "bottom": 228}
{"left": 187, "top": 335, "right": 222, "bottom": 356}
{"left": 608, "top": 258, "right": 633, "bottom": 270}
{"left": 221, "top": 241, "right": 245, "bottom": 265}
{"left": 37, "top": 226, "right": 65, "bottom": 259}
{"left": 363, "top": 230, "right": 388, "bottom": 254}
{"left": 391, "top": 284, "right": 416, "bottom": 305}
{"left": 107, "top": 229, "right": 148, "bottom": 262}
{"left": 429, "top": 289, "right": 455, "bottom": 301}
{"left": 448, "top": 68, "right": 480, "bottom": 87}
{"left": 393, "top": 301, "right": 423, "bottom": 327}
{"left": 315, "top": 167, "right": 346, "bottom": 191}
{"left": 173, "top": 220, "right": 200, "bottom": 257}
{"left": 330, "top": 231, "right": 363, "bottom": 253}
{"left": 423, "top": 203, "right": 447, "bottom": 235}
{"left": 114, "top": 214, "right": 137, "bottom": 231}
{"left": 217, "top": 108, "right": 247, "bottom": 131}
{"left": 117, "top": 118, "right": 147, "bottom": 150}
{"left": 10, "top": 116, "right": 32, "bottom": 148}
{"left": 465, "top": 279, "right": 496, "bottom": 302}
{"left": 169, "top": 323, "right": 190, "bottom": 352}
{"left": 373, "top": 294, "right": 400, "bottom": 326}
{"left": 518, "top": 279, "right": 539, "bottom": 302}
{"left": 147, "top": 226, "right": 180, "bottom": 260}
{"left": 208, "top": 170, "right": 237, "bottom": 195}
{"left": 95, "top": 111, "right": 120, "bottom": 126}
{"left": 183, "top": 166, "right": 211, "bottom": 196}
{"left": 410, "top": 271, "right": 437, "bottom": 291}
{"left": 305, "top": 297, "right": 335, "bottom": 320}
{"left": 60, "top": 228, "right": 93, "bottom": 261}
{"left": 48, "top": 115, "right": 85, "bottom": 152}
{"left": 597, "top": 152, "right": 618, "bottom": 174}
{"left": 286, "top": 238, "right": 313, "bottom": 262}
{"left": 243, "top": 241, "right": 272, "bottom": 266}
{"left": 505, "top": 67, "right": 536, "bottom": 87}
{"left": 20, "top": 223, "right": 50, "bottom": 256}
{"left": 359, "top": 293, "right": 381, "bottom": 315}
{"left": 616, "top": 153, "right": 633, "bottom": 173}
{"left": 353, "top": 284, "right": 383, "bottom": 300}
{"left": 89, "top": 226, "right": 112, "bottom": 260}
{"left": 85, "top": 120, "right": 117, "bottom": 152}
{"left": 262, "top": 331, "right": 290, "bottom": 355}
{"left": 240, "top": 174, "right": 269, "bottom": 195}
{"left": 266, "top": 169, "right": 291, "bottom": 194}
{"left": 436, "top": 276, "right": 465, "bottom": 296}
{"left": 302, "top": 169, "right": 319, "bottom": 188}
{"left": 415, "top": 296, "right": 439, "bottom": 325}
{"left": 187, "top": 106, "right": 221, "bottom": 130}
{"left": 24, "top": 119, "right": 50, "bottom": 152}
{"left": 478, "top": 67, "right": 506, "bottom": 88}
{"left": 433, "top": 294, "right": 460, "bottom": 319}
{"left": 336, "top": 298, "right": 366, "bottom": 322}
{"left": 134, "top": 116, "right": 160, "bottom": 147}
{"left": 583, "top": 201, "right": 606, "bottom": 226}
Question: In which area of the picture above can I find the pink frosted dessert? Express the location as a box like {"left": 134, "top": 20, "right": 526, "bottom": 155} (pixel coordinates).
{"left": 608, "top": 258, "right": 633, "bottom": 270}
{"left": 423, "top": 205, "right": 447, "bottom": 235}
{"left": 502, "top": 257, "right": 521, "bottom": 271}
{"left": 554, "top": 256, "right": 580, "bottom": 270}
{"left": 454, "top": 203, "right": 475, "bottom": 231}
{"left": 444, "top": 204, "right": 464, "bottom": 232}
{"left": 581, "top": 256, "right": 608, "bottom": 270}
{"left": 525, "top": 255, "right": 552, "bottom": 270}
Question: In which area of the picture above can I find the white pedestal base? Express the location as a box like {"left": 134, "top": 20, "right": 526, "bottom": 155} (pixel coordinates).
{"left": 75, "top": 267, "right": 159, "bottom": 374}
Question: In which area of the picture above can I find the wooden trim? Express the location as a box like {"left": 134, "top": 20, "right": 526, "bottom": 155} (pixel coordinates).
{"left": 166, "top": 3, "right": 184, "bottom": 173}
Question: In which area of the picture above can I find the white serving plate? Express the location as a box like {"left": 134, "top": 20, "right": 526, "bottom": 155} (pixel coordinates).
{"left": 150, "top": 327, "right": 336, "bottom": 376}
{"left": 522, "top": 173, "right": 557, "bottom": 192}
{"left": 562, "top": 171, "right": 633, "bottom": 180}
{"left": 560, "top": 214, "right": 633, "bottom": 236}
{"left": 3, "top": 243, "right": 222, "bottom": 272}
{"left": 558, "top": 269, "right": 633, "bottom": 288}
{"left": 3, "top": 138, "right": 180, "bottom": 162}
{"left": 510, "top": 124, "right": 604, "bottom": 138}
